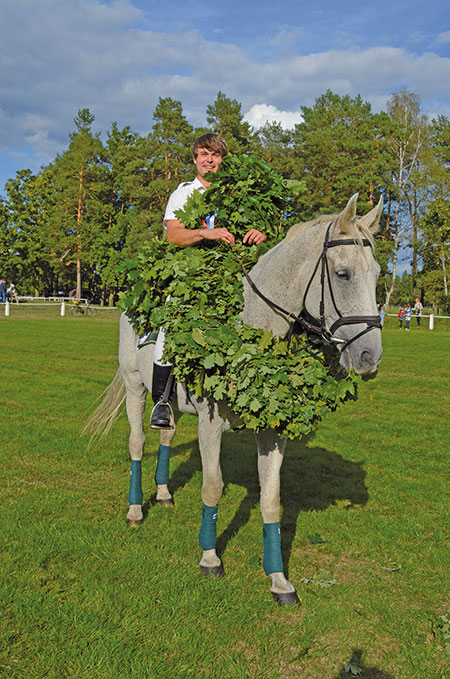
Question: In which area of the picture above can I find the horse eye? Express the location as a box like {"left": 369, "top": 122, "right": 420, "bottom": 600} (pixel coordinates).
{"left": 336, "top": 269, "right": 350, "bottom": 280}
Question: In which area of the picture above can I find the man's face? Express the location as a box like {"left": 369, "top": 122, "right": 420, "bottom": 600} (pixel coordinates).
{"left": 194, "top": 147, "right": 223, "bottom": 180}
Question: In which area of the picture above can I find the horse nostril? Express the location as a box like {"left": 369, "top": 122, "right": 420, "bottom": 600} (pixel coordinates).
{"left": 360, "top": 350, "right": 372, "bottom": 366}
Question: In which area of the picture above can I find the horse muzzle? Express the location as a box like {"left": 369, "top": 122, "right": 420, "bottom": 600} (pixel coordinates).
{"left": 339, "top": 329, "right": 382, "bottom": 375}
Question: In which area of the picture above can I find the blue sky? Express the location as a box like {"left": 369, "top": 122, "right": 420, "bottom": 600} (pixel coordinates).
{"left": 1, "top": 0, "right": 450, "bottom": 194}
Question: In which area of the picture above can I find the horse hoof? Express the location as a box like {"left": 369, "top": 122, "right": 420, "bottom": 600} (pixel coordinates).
{"left": 156, "top": 498, "right": 175, "bottom": 507}
{"left": 126, "top": 518, "right": 143, "bottom": 527}
{"left": 272, "top": 590, "right": 300, "bottom": 606}
{"left": 200, "top": 564, "right": 225, "bottom": 577}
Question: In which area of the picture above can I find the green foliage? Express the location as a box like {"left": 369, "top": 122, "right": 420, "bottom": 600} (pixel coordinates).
{"left": 2, "top": 168, "right": 58, "bottom": 294}
{"left": 301, "top": 568, "right": 338, "bottom": 588}
{"left": 439, "top": 295, "right": 450, "bottom": 314}
{"left": 119, "top": 155, "right": 357, "bottom": 439}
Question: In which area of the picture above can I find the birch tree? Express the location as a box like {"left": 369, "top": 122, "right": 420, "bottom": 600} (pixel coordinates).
{"left": 384, "top": 90, "right": 428, "bottom": 305}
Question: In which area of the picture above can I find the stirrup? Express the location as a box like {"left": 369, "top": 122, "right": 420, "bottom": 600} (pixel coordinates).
{"left": 150, "top": 400, "right": 175, "bottom": 430}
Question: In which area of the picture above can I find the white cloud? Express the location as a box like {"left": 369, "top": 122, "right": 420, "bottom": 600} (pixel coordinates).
{"left": 244, "top": 104, "right": 303, "bottom": 130}
{"left": 437, "top": 31, "right": 450, "bottom": 44}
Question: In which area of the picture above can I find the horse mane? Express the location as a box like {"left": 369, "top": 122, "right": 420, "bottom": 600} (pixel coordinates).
{"left": 284, "top": 212, "right": 375, "bottom": 251}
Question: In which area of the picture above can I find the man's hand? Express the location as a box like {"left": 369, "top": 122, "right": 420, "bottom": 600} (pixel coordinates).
{"left": 243, "top": 229, "right": 267, "bottom": 245}
{"left": 203, "top": 227, "right": 235, "bottom": 245}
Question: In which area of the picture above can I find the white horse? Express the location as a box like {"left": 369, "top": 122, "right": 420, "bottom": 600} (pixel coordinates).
{"left": 86, "top": 194, "right": 383, "bottom": 605}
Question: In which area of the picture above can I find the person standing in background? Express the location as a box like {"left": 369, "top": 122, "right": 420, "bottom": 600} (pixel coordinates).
{"left": 414, "top": 298, "right": 423, "bottom": 327}
{"left": 404, "top": 303, "right": 412, "bottom": 331}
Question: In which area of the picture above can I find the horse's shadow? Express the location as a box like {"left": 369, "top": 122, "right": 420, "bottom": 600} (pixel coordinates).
{"left": 142, "top": 426, "right": 369, "bottom": 572}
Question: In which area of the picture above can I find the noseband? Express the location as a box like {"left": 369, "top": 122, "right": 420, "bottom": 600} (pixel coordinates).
{"left": 242, "top": 221, "right": 382, "bottom": 352}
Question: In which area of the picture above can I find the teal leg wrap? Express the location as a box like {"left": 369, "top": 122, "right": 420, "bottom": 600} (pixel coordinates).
{"left": 198, "top": 504, "right": 218, "bottom": 550}
{"left": 263, "top": 522, "right": 284, "bottom": 575}
{"left": 155, "top": 444, "right": 171, "bottom": 485}
{"left": 128, "top": 460, "right": 143, "bottom": 505}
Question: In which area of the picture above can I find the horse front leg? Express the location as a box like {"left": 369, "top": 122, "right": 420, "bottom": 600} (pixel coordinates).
{"left": 155, "top": 427, "right": 177, "bottom": 507}
{"left": 197, "top": 411, "right": 226, "bottom": 576}
{"left": 257, "top": 430, "right": 300, "bottom": 605}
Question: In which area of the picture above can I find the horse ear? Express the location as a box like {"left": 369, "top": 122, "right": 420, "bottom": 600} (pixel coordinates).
{"left": 337, "top": 194, "right": 358, "bottom": 234}
{"left": 357, "top": 195, "right": 384, "bottom": 234}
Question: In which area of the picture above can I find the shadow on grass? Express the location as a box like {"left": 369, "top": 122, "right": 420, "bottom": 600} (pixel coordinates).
{"left": 337, "top": 649, "right": 393, "bottom": 678}
{"left": 142, "top": 427, "right": 369, "bottom": 574}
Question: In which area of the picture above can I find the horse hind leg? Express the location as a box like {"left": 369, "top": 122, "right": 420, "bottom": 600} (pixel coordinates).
{"left": 125, "top": 380, "right": 147, "bottom": 526}
{"left": 126, "top": 384, "right": 179, "bottom": 521}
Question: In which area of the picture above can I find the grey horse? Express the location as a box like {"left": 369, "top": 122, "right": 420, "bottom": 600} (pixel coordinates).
{"left": 86, "top": 193, "right": 383, "bottom": 605}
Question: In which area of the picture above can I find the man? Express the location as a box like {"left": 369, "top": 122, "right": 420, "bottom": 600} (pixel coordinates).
{"left": 150, "top": 133, "right": 267, "bottom": 429}
{"left": 413, "top": 298, "right": 423, "bottom": 327}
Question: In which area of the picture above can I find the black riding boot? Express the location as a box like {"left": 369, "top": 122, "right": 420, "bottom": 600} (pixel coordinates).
{"left": 150, "top": 364, "right": 175, "bottom": 429}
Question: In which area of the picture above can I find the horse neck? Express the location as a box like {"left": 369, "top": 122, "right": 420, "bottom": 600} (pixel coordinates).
{"left": 241, "top": 226, "right": 321, "bottom": 337}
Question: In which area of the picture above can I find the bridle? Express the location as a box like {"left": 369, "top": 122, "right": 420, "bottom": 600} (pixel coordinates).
{"left": 240, "top": 221, "right": 382, "bottom": 352}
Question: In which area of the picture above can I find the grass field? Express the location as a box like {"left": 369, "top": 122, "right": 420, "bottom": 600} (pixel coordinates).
{"left": 0, "top": 310, "right": 449, "bottom": 679}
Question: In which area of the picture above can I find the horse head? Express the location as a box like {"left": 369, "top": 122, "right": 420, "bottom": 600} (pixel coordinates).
{"left": 243, "top": 193, "right": 384, "bottom": 376}
{"left": 313, "top": 193, "right": 383, "bottom": 375}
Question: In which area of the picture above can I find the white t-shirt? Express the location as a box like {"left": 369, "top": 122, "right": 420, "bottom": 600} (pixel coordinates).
{"left": 163, "top": 177, "right": 206, "bottom": 228}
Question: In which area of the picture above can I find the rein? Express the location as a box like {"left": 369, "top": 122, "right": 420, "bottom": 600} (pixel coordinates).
{"left": 236, "top": 221, "right": 381, "bottom": 352}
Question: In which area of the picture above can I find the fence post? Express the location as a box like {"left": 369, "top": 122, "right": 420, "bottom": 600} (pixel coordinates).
{"left": 429, "top": 314, "right": 434, "bottom": 330}
{"left": 61, "top": 301, "right": 65, "bottom": 316}
{"left": 5, "top": 301, "right": 10, "bottom": 316}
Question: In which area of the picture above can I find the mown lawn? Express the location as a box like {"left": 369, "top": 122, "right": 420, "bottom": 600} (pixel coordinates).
{"left": 0, "top": 311, "right": 449, "bottom": 679}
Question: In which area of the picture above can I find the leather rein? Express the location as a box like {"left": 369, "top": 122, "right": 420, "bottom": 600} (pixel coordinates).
{"left": 239, "top": 221, "right": 382, "bottom": 352}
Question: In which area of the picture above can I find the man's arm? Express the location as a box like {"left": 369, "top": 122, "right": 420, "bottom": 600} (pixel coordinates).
{"left": 166, "top": 219, "right": 235, "bottom": 247}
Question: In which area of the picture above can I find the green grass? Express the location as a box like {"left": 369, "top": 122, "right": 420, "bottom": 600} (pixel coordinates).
{"left": 0, "top": 312, "right": 449, "bottom": 679}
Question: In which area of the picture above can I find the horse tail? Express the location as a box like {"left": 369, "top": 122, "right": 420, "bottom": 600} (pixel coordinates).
{"left": 82, "top": 368, "right": 126, "bottom": 443}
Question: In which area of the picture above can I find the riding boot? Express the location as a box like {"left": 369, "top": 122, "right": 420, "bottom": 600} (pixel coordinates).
{"left": 150, "top": 364, "right": 175, "bottom": 429}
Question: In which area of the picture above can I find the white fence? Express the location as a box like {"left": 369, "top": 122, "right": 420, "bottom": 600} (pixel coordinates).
{"left": 385, "top": 313, "right": 450, "bottom": 329}
{"left": 2, "top": 297, "right": 118, "bottom": 317}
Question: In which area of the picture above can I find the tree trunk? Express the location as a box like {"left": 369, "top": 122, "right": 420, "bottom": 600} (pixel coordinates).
{"left": 75, "top": 169, "right": 84, "bottom": 299}
{"left": 385, "top": 232, "right": 399, "bottom": 308}
{"left": 442, "top": 243, "right": 448, "bottom": 296}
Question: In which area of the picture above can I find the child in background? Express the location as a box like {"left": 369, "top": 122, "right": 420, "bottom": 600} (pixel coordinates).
{"left": 398, "top": 306, "right": 405, "bottom": 329}
{"left": 404, "top": 303, "right": 412, "bottom": 330}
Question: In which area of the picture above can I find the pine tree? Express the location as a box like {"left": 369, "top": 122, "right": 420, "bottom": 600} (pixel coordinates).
{"left": 292, "top": 90, "right": 389, "bottom": 220}
{"left": 206, "top": 91, "right": 255, "bottom": 153}
{"left": 52, "top": 109, "right": 110, "bottom": 299}
{"left": 150, "top": 97, "right": 194, "bottom": 208}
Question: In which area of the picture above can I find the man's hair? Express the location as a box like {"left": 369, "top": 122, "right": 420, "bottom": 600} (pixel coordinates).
{"left": 192, "top": 134, "right": 228, "bottom": 159}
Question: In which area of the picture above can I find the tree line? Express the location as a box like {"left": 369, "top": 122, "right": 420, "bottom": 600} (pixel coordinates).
{"left": 0, "top": 89, "right": 448, "bottom": 310}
